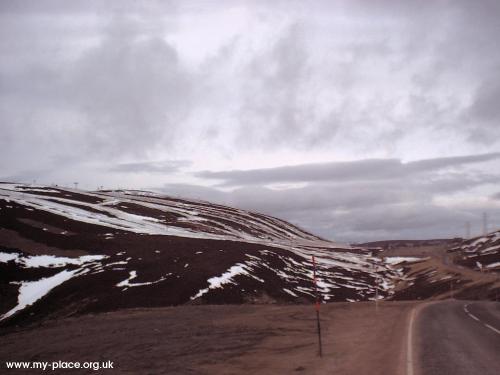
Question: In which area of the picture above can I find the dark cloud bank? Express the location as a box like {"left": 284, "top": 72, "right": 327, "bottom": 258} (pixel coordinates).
{"left": 196, "top": 153, "right": 500, "bottom": 186}
{"left": 162, "top": 153, "right": 500, "bottom": 242}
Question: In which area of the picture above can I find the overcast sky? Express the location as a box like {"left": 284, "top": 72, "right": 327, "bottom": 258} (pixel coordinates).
{"left": 1, "top": 0, "right": 500, "bottom": 242}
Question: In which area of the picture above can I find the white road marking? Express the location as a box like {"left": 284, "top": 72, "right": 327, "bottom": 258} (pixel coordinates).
{"left": 463, "top": 303, "right": 500, "bottom": 336}
{"left": 407, "top": 308, "right": 416, "bottom": 375}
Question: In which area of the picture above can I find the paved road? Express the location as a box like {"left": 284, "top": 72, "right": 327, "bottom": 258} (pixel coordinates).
{"left": 416, "top": 300, "right": 500, "bottom": 375}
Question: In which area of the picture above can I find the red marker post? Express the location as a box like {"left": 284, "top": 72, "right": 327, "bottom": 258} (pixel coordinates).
{"left": 312, "top": 255, "right": 323, "bottom": 357}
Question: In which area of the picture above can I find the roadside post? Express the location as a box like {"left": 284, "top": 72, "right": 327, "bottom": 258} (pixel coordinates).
{"left": 312, "top": 255, "right": 323, "bottom": 357}
{"left": 374, "top": 262, "right": 379, "bottom": 313}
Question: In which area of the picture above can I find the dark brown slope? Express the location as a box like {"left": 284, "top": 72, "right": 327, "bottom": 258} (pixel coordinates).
{"left": 0, "top": 183, "right": 396, "bottom": 327}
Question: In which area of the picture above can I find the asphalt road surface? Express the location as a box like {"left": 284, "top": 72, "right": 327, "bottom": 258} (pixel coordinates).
{"left": 416, "top": 300, "right": 500, "bottom": 375}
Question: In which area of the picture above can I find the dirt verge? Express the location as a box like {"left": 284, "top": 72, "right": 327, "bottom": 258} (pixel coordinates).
{"left": 0, "top": 302, "right": 417, "bottom": 374}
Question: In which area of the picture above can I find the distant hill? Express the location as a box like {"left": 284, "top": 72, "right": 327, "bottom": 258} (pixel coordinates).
{"left": 358, "top": 238, "right": 461, "bottom": 250}
{"left": 448, "top": 230, "right": 500, "bottom": 272}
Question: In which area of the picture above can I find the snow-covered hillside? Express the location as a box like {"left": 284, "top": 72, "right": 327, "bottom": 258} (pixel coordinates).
{"left": 0, "top": 182, "right": 400, "bottom": 324}
{"left": 0, "top": 182, "right": 326, "bottom": 244}
{"left": 449, "top": 230, "right": 500, "bottom": 272}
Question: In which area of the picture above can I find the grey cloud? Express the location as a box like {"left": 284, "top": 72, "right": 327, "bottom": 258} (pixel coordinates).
{"left": 431, "top": 0, "right": 500, "bottom": 143}
{"left": 231, "top": 20, "right": 402, "bottom": 151}
{"left": 231, "top": 173, "right": 497, "bottom": 215}
{"left": 161, "top": 165, "right": 500, "bottom": 242}
{"left": 349, "top": 205, "right": 470, "bottom": 232}
{"left": 407, "top": 153, "right": 500, "bottom": 172}
{"left": 227, "top": 182, "right": 420, "bottom": 215}
{"left": 197, "top": 153, "right": 500, "bottom": 186}
{"left": 67, "top": 18, "right": 192, "bottom": 156}
{"left": 464, "top": 78, "right": 500, "bottom": 144}
{"left": 0, "top": 0, "right": 174, "bottom": 15}
{"left": 159, "top": 182, "right": 411, "bottom": 223}
{"left": 197, "top": 158, "right": 399, "bottom": 185}
{"left": 0, "top": 9, "right": 192, "bottom": 174}
{"left": 157, "top": 183, "right": 226, "bottom": 202}
{"left": 109, "top": 160, "right": 191, "bottom": 174}
{"left": 2, "top": 0, "right": 500, "bottom": 170}
{"left": 236, "top": 22, "right": 311, "bottom": 148}
{"left": 0, "top": 167, "right": 54, "bottom": 185}
{"left": 217, "top": 0, "right": 500, "bottom": 152}
{"left": 329, "top": 204, "right": 488, "bottom": 243}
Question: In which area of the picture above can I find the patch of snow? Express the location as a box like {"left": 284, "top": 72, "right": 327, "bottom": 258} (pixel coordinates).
{"left": 283, "top": 288, "right": 298, "bottom": 297}
{"left": 378, "top": 279, "right": 392, "bottom": 291}
{"left": 470, "top": 237, "right": 488, "bottom": 247}
{"left": 116, "top": 271, "right": 168, "bottom": 288}
{"left": 21, "top": 188, "right": 60, "bottom": 193}
{"left": 0, "top": 252, "right": 19, "bottom": 263}
{"left": 106, "top": 261, "right": 128, "bottom": 266}
{"left": 190, "top": 264, "right": 250, "bottom": 300}
{"left": 247, "top": 272, "right": 265, "bottom": 283}
{"left": 245, "top": 254, "right": 261, "bottom": 260}
{"left": 316, "top": 279, "right": 339, "bottom": 293}
{"left": 481, "top": 244, "right": 500, "bottom": 254}
{"left": 295, "top": 286, "right": 315, "bottom": 297}
{"left": 385, "top": 257, "right": 424, "bottom": 265}
{"left": 1, "top": 269, "right": 78, "bottom": 321}
{"left": 16, "top": 254, "right": 107, "bottom": 268}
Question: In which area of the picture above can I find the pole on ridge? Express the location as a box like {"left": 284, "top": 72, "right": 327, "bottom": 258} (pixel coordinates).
{"left": 312, "top": 255, "right": 323, "bottom": 357}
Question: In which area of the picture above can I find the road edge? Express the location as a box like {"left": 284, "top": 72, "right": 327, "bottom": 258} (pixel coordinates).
{"left": 406, "top": 307, "right": 416, "bottom": 375}
{"left": 405, "top": 301, "right": 438, "bottom": 375}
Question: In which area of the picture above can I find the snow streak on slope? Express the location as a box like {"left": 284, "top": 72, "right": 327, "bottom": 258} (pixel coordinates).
{"left": 1, "top": 270, "right": 79, "bottom": 321}
{"left": 0, "top": 253, "right": 106, "bottom": 268}
{"left": 0, "top": 253, "right": 108, "bottom": 321}
{"left": 449, "top": 230, "right": 500, "bottom": 272}
{"left": 385, "top": 257, "right": 426, "bottom": 265}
